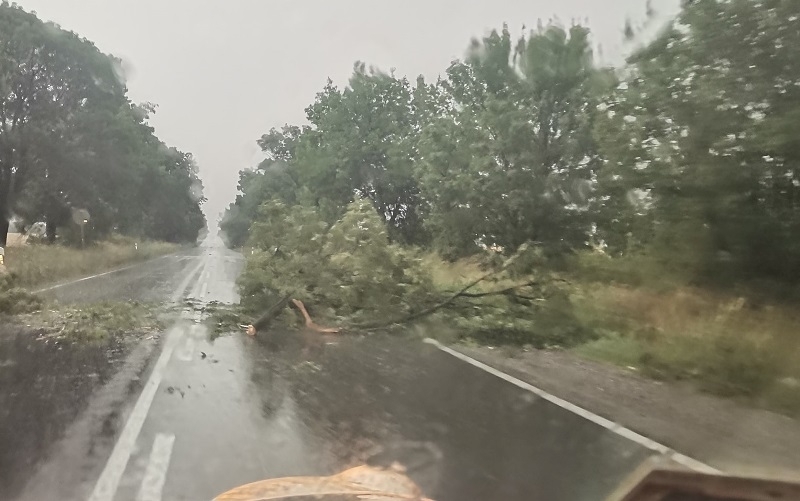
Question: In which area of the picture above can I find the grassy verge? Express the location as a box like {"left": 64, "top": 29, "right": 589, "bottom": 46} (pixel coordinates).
{"left": 429, "top": 251, "right": 800, "bottom": 416}
{"left": 4, "top": 236, "right": 178, "bottom": 288}
{"left": 570, "top": 281, "right": 800, "bottom": 414}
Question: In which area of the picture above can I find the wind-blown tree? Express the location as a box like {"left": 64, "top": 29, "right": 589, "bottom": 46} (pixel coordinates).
{"left": 220, "top": 159, "right": 299, "bottom": 248}
{"left": 1, "top": 4, "right": 206, "bottom": 245}
{"left": 224, "top": 65, "right": 437, "bottom": 248}
{"left": 15, "top": 92, "right": 137, "bottom": 242}
{"left": 293, "top": 64, "right": 429, "bottom": 244}
{"left": 136, "top": 146, "right": 206, "bottom": 243}
{"left": 0, "top": 1, "right": 124, "bottom": 245}
{"left": 596, "top": 0, "right": 800, "bottom": 281}
{"left": 416, "top": 24, "right": 611, "bottom": 258}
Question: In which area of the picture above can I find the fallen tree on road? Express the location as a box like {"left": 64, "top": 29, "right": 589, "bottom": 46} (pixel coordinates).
{"left": 237, "top": 200, "right": 590, "bottom": 347}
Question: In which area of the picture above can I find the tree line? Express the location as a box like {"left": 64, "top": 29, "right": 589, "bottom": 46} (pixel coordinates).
{"left": 0, "top": 2, "right": 205, "bottom": 247}
{"left": 224, "top": 0, "right": 800, "bottom": 287}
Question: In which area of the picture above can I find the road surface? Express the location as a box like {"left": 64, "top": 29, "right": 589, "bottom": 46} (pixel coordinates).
{"left": 3, "top": 236, "right": 702, "bottom": 501}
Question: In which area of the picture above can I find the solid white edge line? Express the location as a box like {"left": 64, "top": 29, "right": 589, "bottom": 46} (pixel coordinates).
{"left": 135, "top": 433, "right": 176, "bottom": 501}
{"left": 422, "top": 338, "right": 720, "bottom": 474}
{"left": 34, "top": 254, "right": 175, "bottom": 293}
{"left": 87, "top": 327, "right": 183, "bottom": 501}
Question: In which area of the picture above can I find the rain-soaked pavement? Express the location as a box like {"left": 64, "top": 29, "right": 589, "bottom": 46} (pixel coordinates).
{"left": 2, "top": 236, "right": 663, "bottom": 501}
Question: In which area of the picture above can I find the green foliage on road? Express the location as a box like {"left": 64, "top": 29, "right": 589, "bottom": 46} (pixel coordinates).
{"left": 225, "top": 2, "right": 800, "bottom": 410}
{"left": 240, "top": 199, "right": 436, "bottom": 326}
{"left": 0, "top": 3, "right": 205, "bottom": 246}
{"left": 1, "top": 270, "right": 161, "bottom": 345}
{"left": 12, "top": 300, "right": 163, "bottom": 344}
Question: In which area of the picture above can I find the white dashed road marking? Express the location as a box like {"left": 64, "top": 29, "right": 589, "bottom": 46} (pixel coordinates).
{"left": 176, "top": 337, "right": 196, "bottom": 362}
{"left": 135, "top": 433, "right": 176, "bottom": 501}
{"left": 88, "top": 256, "right": 208, "bottom": 501}
{"left": 87, "top": 327, "right": 183, "bottom": 501}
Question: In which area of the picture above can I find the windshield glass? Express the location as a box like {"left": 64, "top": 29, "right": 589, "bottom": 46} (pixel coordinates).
{"left": 1, "top": 1, "right": 799, "bottom": 500}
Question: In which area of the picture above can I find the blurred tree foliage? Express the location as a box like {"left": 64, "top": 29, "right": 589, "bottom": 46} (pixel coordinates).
{"left": 0, "top": 3, "right": 205, "bottom": 246}
{"left": 597, "top": 0, "right": 800, "bottom": 281}
{"left": 417, "top": 24, "right": 613, "bottom": 258}
{"left": 228, "top": 1, "right": 800, "bottom": 341}
{"left": 239, "top": 199, "right": 435, "bottom": 326}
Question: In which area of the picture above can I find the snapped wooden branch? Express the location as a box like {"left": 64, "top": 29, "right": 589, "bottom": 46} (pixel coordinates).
{"left": 246, "top": 294, "right": 341, "bottom": 335}
{"left": 245, "top": 243, "right": 551, "bottom": 335}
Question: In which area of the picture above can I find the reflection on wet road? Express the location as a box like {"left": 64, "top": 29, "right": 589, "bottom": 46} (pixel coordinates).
{"left": 7, "top": 237, "right": 663, "bottom": 501}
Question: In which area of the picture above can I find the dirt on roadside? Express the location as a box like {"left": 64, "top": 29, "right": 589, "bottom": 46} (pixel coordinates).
{"left": 454, "top": 344, "right": 800, "bottom": 481}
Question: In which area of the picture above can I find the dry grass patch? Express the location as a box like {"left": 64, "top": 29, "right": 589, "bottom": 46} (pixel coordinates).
{"left": 572, "top": 283, "right": 800, "bottom": 414}
{"left": 5, "top": 237, "right": 178, "bottom": 288}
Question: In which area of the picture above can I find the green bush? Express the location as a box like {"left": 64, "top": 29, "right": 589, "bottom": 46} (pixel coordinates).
{"left": 239, "top": 199, "right": 436, "bottom": 325}
{"left": 0, "top": 273, "right": 42, "bottom": 314}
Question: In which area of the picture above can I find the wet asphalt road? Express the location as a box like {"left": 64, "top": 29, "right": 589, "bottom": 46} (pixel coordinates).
{"left": 6, "top": 236, "right": 663, "bottom": 501}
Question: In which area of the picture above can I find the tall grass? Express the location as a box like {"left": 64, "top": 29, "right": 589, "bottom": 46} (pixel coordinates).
{"left": 570, "top": 270, "right": 800, "bottom": 415}
{"left": 5, "top": 237, "right": 178, "bottom": 288}
{"left": 428, "top": 249, "right": 800, "bottom": 414}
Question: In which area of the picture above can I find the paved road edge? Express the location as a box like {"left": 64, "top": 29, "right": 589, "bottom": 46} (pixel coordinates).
{"left": 422, "top": 337, "right": 719, "bottom": 474}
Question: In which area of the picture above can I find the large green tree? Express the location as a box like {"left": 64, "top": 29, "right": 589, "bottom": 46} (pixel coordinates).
{"left": 416, "top": 24, "right": 610, "bottom": 258}
{"left": 220, "top": 159, "right": 298, "bottom": 248}
{"left": 224, "top": 65, "right": 436, "bottom": 248}
{"left": 1, "top": 3, "right": 206, "bottom": 246}
{"left": 0, "top": 1, "right": 124, "bottom": 245}
{"left": 293, "top": 64, "right": 429, "bottom": 244}
{"left": 596, "top": 0, "right": 800, "bottom": 280}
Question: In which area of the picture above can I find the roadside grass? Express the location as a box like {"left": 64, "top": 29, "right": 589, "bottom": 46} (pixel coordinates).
{"left": 5, "top": 236, "right": 178, "bottom": 288}
{"left": 0, "top": 274, "right": 42, "bottom": 314}
{"left": 573, "top": 333, "right": 644, "bottom": 368}
{"left": 13, "top": 301, "right": 164, "bottom": 344}
{"left": 570, "top": 282, "right": 800, "bottom": 413}
{"left": 429, "top": 250, "right": 800, "bottom": 415}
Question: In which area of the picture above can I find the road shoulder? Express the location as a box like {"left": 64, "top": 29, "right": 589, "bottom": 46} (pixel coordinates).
{"left": 451, "top": 343, "right": 800, "bottom": 480}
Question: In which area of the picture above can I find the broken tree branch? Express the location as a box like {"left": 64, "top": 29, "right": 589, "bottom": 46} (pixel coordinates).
{"left": 247, "top": 294, "right": 292, "bottom": 335}
{"left": 349, "top": 270, "right": 499, "bottom": 331}
{"left": 452, "top": 280, "right": 539, "bottom": 298}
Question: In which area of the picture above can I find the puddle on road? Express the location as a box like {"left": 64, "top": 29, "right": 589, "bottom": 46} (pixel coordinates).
{"left": 0, "top": 326, "right": 129, "bottom": 497}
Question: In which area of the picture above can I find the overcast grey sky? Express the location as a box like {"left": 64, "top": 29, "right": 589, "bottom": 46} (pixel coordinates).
{"left": 16, "top": 0, "right": 679, "bottom": 221}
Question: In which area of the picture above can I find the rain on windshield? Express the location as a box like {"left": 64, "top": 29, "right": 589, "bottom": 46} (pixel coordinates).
{"left": 1, "top": 1, "right": 800, "bottom": 500}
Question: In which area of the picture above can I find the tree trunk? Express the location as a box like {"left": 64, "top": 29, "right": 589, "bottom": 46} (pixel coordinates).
{"left": 46, "top": 221, "right": 57, "bottom": 244}
{"left": 0, "top": 167, "right": 10, "bottom": 248}
{"left": 0, "top": 218, "right": 8, "bottom": 248}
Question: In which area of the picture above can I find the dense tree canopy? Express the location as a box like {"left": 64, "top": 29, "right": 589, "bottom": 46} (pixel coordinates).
{"left": 228, "top": 0, "right": 800, "bottom": 302}
{"left": 0, "top": 2, "right": 205, "bottom": 245}
{"left": 417, "top": 24, "right": 612, "bottom": 257}
{"left": 597, "top": 0, "right": 800, "bottom": 280}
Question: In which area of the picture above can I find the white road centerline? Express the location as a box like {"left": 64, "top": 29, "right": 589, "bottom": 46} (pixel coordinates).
{"left": 87, "top": 327, "right": 183, "bottom": 501}
{"left": 176, "top": 337, "right": 196, "bottom": 362}
{"left": 423, "top": 338, "right": 719, "bottom": 474}
{"left": 82, "top": 255, "right": 207, "bottom": 501}
{"left": 135, "top": 433, "right": 176, "bottom": 501}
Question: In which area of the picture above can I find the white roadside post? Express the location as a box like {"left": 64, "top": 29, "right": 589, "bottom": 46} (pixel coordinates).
{"left": 71, "top": 208, "right": 91, "bottom": 248}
